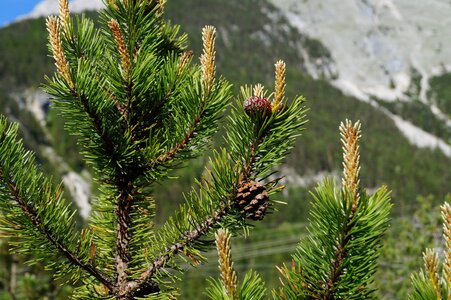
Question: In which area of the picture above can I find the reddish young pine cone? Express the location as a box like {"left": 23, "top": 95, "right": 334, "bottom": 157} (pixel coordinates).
{"left": 243, "top": 96, "right": 272, "bottom": 120}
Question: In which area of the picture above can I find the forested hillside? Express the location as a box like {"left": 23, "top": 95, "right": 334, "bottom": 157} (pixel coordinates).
{"left": 164, "top": 0, "right": 450, "bottom": 215}
{"left": 0, "top": 0, "right": 449, "bottom": 298}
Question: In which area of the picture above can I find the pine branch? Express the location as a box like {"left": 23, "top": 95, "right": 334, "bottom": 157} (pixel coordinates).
{"left": 37, "top": 2, "right": 306, "bottom": 298}
{"left": 275, "top": 120, "right": 391, "bottom": 300}
{"left": 114, "top": 181, "right": 135, "bottom": 294}
{"left": 0, "top": 118, "right": 113, "bottom": 291}
{"left": 423, "top": 249, "right": 442, "bottom": 300}
{"left": 48, "top": 42, "right": 140, "bottom": 293}
{"left": 103, "top": 13, "right": 190, "bottom": 292}
{"left": 45, "top": 17, "right": 125, "bottom": 177}
{"left": 142, "top": 76, "right": 232, "bottom": 183}
{"left": 150, "top": 103, "right": 205, "bottom": 168}
{"left": 111, "top": 26, "right": 223, "bottom": 295}
{"left": 129, "top": 87, "right": 305, "bottom": 292}
{"left": 322, "top": 214, "right": 354, "bottom": 299}
{"left": 442, "top": 202, "right": 451, "bottom": 299}
{"left": 143, "top": 28, "right": 229, "bottom": 180}
{"left": 127, "top": 64, "right": 305, "bottom": 294}
{"left": 150, "top": 53, "right": 204, "bottom": 167}
{"left": 46, "top": 9, "right": 226, "bottom": 297}
{"left": 150, "top": 26, "right": 216, "bottom": 169}
{"left": 148, "top": 132, "right": 266, "bottom": 268}
{"left": 226, "top": 84, "right": 307, "bottom": 180}
{"left": 48, "top": 13, "right": 143, "bottom": 290}
{"left": 215, "top": 229, "right": 238, "bottom": 299}
{"left": 5, "top": 176, "right": 113, "bottom": 290}
{"left": 50, "top": 30, "right": 138, "bottom": 294}
{"left": 319, "top": 120, "right": 362, "bottom": 298}
{"left": 127, "top": 129, "right": 269, "bottom": 295}
{"left": 123, "top": 206, "right": 228, "bottom": 297}
{"left": 148, "top": 207, "right": 226, "bottom": 276}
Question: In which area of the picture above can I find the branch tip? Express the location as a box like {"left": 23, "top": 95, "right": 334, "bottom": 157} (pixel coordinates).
{"left": 201, "top": 25, "right": 216, "bottom": 96}
{"left": 108, "top": 19, "right": 131, "bottom": 77}
{"left": 58, "top": 0, "right": 69, "bottom": 29}
{"left": 423, "top": 248, "right": 442, "bottom": 299}
{"left": 46, "top": 16, "right": 73, "bottom": 88}
{"left": 215, "top": 229, "right": 238, "bottom": 299}
{"left": 253, "top": 83, "right": 265, "bottom": 98}
{"left": 441, "top": 202, "right": 451, "bottom": 295}
{"left": 178, "top": 50, "right": 193, "bottom": 75}
{"left": 339, "top": 119, "right": 361, "bottom": 207}
{"left": 273, "top": 60, "right": 286, "bottom": 112}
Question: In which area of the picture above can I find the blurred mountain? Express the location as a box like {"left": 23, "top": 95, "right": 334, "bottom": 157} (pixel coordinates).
{"left": 271, "top": 0, "right": 450, "bottom": 100}
{"left": 271, "top": 0, "right": 451, "bottom": 151}
{"left": 18, "top": 0, "right": 451, "bottom": 154}
{"left": 163, "top": 0, "right": 450, "bottom": 215}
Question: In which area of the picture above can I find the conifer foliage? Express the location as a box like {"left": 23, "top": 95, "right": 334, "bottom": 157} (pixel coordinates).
{"left": 274, "top": 120, "right": 392, "bottom": 299}
{"left": 205, "top": 228, "right": 266, "bottom": 300}
{"left": 410, "top": 202, "right": 451, "bottom": 300}
{"left": 0, "top": 0, "right": 306, "bottom": 299}
{"left": 205, "top": 120, "right": 393, "bottom": 300}
{"left": 0, "top": 0, "right": 448, "bottom": 299}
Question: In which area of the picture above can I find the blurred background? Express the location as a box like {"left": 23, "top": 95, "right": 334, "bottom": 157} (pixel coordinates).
{"left": 0, "top": 0, "right": 449, "bottom": 299}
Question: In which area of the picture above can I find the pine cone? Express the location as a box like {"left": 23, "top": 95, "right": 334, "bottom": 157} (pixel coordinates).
{"left": 234, "top": 180, "right": 269, "bottom": 221}
{"left": 243, "top": 96, "right": 272, "bottom": 120}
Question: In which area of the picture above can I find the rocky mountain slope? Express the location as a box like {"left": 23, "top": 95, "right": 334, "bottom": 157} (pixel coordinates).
{"left": 271, "top": 0, "right": 451, "bottom": 102}
{"left": 270, "top": 0, "right": 451, "bottom": 153}
{"left": 20, "top": 0, "right": 451, "bottom": 155}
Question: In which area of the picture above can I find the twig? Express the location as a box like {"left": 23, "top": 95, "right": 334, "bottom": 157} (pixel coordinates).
{"left": 5, "top": 177, "right": 113, "bottom": 289}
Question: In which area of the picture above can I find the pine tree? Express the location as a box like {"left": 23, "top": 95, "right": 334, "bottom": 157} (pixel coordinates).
{"left": 2, "top": 0, "right": 450, "bottom": 299}
{"left": 0, "top": 0, "right": 306, "bottom": 299}
{"left": 205, "top": 120, "right": 392, "bottom": 299}
{"left": 274, "top": 120, "right": 392, "bottom": 299}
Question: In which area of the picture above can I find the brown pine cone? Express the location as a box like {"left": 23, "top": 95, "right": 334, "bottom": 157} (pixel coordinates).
{"left": 234, "top": 179, "right": 269, "bottom": 221}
